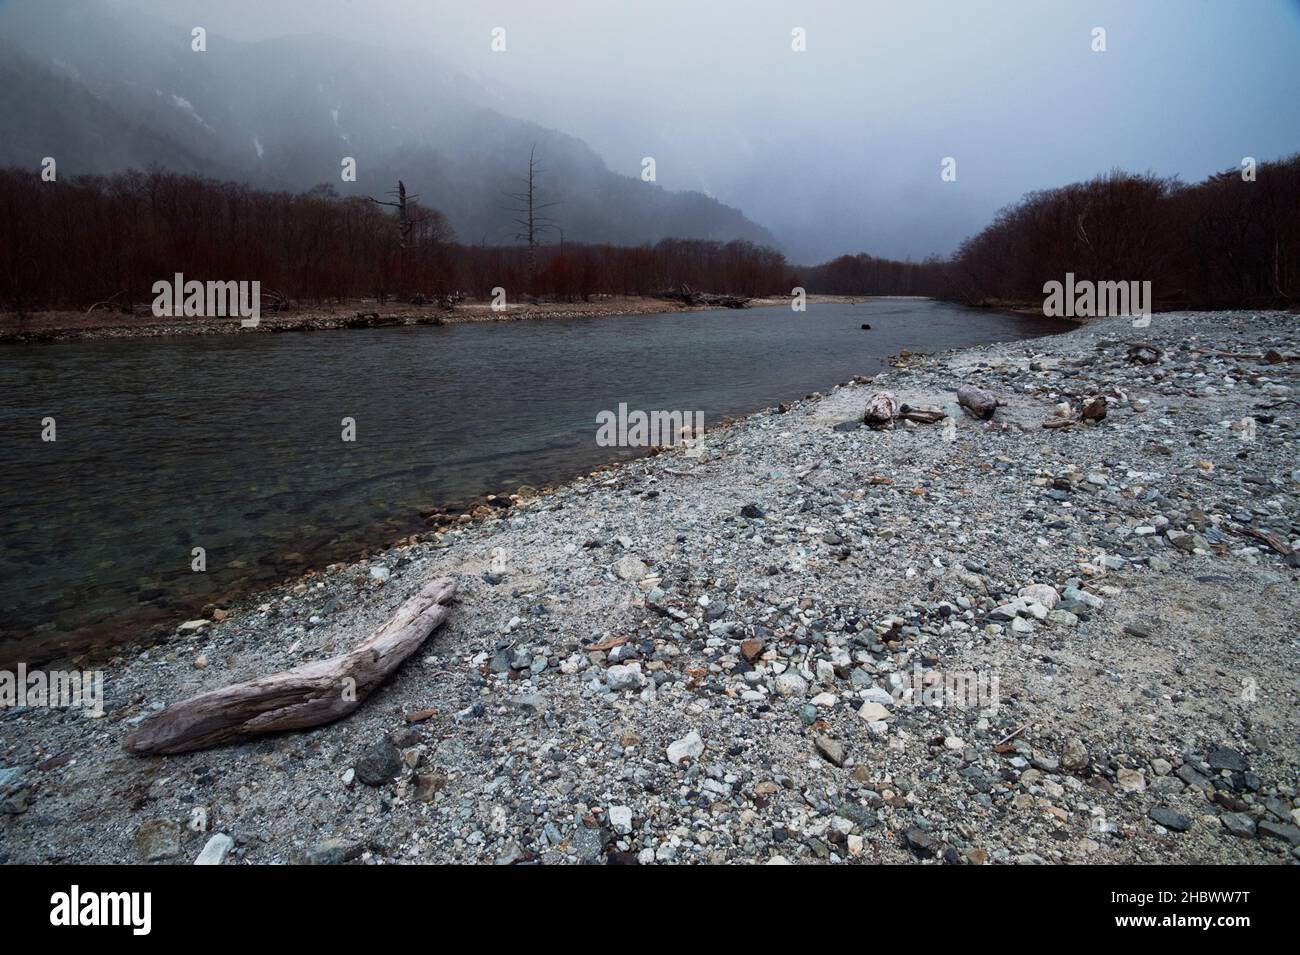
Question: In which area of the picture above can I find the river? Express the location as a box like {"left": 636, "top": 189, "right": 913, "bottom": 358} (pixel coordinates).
{"left": 0, "top": 298, "right": 1072, "bottom": 659}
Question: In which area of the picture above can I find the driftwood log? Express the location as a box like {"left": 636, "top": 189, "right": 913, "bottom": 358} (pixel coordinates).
{"left": 862, "top": 391, "right": 900, "bottom": 426}
{"left": 653, "top": 284, "right": 750, "bottom": 308}
{"left": 124, "top": 577, "right": 457, "bottom": 755}
{"left": 957, "top": 385, "right": 999, "bottom": 420}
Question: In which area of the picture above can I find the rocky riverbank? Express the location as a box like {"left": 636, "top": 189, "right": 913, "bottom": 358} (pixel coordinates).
{"left": 2, "top": 309, "right": 1297, "bottom": 864}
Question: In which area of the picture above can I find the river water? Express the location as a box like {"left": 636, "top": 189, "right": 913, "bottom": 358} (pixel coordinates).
{"left": 0, "top": 299, "right": 1071, "bottom": 659}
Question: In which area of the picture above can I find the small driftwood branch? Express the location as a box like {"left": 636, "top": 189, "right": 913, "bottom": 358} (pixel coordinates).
{"left": 1188, "top": 347, "right": 1296, "bottom": 363}
{"left": 1239, "top": 526, "right": 1292, "bottom": 555}
{"left": 124, "top": 577, "right": 457, "bottom": 755}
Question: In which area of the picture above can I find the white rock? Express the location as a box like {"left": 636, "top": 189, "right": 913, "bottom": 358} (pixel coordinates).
{"left": 860, "top": 687, "right": 894, "bottom": 706}
{"left": 774, "top": 672, "right": 808, "bottom": 698}
{"left": 612, "top": 555, "right": 648, "bottom": 580}
{"left": 605, "top": 663, "right": 645, "bottom": 691}
{"left": 858, "top": 700, "right": 890, "bottom": 722}
{"left": 666, "top": 731, "right": 704, "bottom": 766}
{"left": 194, "top": 832, "right": 234, "bottom": 865}
{"left": 608, "top": 805, "right": 633, "bottom": 835}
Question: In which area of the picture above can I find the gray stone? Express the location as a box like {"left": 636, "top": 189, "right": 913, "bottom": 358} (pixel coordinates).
{"left": 1149, "top": 806, "right": 1192, "bottom": 832}
{"left": 904, "top": 827, "right": 936, "bottom": 857}
{"left": 612, "top": 555, "right": 648, "bottom": 580}
{"left": 304, "top": 838, "right": 352, "bottom": 865}
{"left": 194, "top": 832, "right": 234, "bottom": 865}
{"left": 1258, "top": 819, "right": 1300, "bottom": 846}
{"left": 1206, "top": 746, "right": 1248, "bottom": 773}
{"left": 354, "top": 740, "right": 404, "bottom": 786}
{"left": 1220, "top": 813, "right": 1257, "bottom": 839}
{"left": 814, "top": 733, "right": 846, "bottom": 767}
{"left": 605, "top": 663, "right": 645, "bottom": 691}
{"left": 608, "top": 805, "right": 633, "bottom": 835}
{"left": 1060, "top": 737, "right": 1089, "bottom": 772}
{"left": 134, "top": 818, "right": 181, "bottom": 861}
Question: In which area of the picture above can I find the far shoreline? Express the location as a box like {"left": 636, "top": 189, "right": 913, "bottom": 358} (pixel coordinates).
{"left": 1, "top": 294, "right": 870, "bottom": 344}
{"left": 0, "top": 293, "right": 1091, "bottom": 345}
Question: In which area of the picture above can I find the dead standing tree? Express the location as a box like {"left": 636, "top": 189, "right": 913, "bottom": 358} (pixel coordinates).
{"left": 505, "top": 145, "right": 559, "bottom": 296}
{"left": 368, "top": 180, "right": 419, "bottom": 302}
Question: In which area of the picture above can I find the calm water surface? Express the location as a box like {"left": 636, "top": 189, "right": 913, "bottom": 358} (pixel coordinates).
{"left": 0, "top": 299, "right": 1071, "bottom": 658}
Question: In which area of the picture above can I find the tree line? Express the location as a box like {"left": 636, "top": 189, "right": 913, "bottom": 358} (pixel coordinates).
{"left": 0, "top": 168, "right": 792, "bottom": 315}
{"left": 801, "top": 155, "right": 1299, "bottom": 309}
{"left": 944, "top": 154, "right": 1300, "bottom": 309}
{"left": 2, "top": 156, "right": 1296, "bottom": 315}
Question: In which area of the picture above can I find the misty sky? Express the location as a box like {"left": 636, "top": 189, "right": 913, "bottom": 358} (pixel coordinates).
{"left": 114, "top": 0, "right": 1300, "bottom": 262}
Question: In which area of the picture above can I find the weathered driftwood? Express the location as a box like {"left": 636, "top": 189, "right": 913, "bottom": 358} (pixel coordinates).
{"left": 862, "top": 391, "right": 900, "bottom": 426}
{"left": 1239, "top": 526, "right": 1292, "bottom": 555}
{"left": 1081, "top": 396, "right": 1108, "bottom": 420}
{"left": 1190, "top": 348, "right": 1298, "bottom": 363}
{"left": 654, "top": 284, "right": 750, "bottom": 308}
{"left": 957, "top": 385, "right": 999, "bottom": 420}
{"left": 1126, "top": 343, "right": 1161, "bottom": 365}
{"left": 124, "top": 577, "right": 457, "bottom": 755}
{"left": 898, "top": 407, "right": 946, "bottom": 424}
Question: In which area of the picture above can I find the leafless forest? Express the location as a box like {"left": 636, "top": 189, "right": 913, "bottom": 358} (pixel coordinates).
{"left": 2, "top": 154, "right": 1298, "bottom": 315}
{"left": 807, "top": 156, "right": 1300, "bottom": 306}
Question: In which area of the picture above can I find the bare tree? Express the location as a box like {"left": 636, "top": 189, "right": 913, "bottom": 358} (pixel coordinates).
{"left": 368, "top": 180, "right": 421, "bottom": 300}
{"left": 368, "top": 180, "right": 418, "bottom": 247}
{"left": 504, "top": 145, "right": 559, "bottom": 293}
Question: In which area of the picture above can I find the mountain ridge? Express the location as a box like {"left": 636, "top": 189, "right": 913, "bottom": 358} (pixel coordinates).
{"left": 0, "top": 0, "right": 780, "bottom": 250}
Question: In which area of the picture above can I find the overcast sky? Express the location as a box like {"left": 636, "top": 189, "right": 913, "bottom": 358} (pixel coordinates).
{"left": 116, "top": 0, "right": 1300, "bottom": 262}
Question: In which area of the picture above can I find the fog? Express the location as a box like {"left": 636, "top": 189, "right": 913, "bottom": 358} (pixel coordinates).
{"left": 16, "top": 0, "right": 1300, "bottom": 263}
